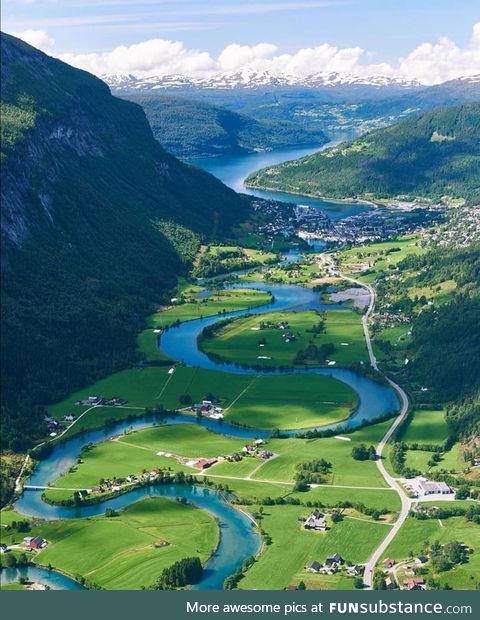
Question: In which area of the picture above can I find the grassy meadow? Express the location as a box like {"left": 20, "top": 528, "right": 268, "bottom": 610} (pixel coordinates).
{"left": 239, "top": 504, "right": 390, "bottom": 590}
{"left": 31, "top": 498, "right": 218, "bottom": 590}
{"left": 201, "top": 310, "right": 368, "bottom": 369}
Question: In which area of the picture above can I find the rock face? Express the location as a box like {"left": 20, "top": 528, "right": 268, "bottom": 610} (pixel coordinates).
{"left": 0, "top": 33, "right": 248, "bottom": 449}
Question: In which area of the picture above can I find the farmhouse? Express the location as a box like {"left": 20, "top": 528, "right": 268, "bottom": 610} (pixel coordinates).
{"left": 347, "top": 564, "right": 364, "bottom": 576}
{"left": 305, "top": 560, "right": 322, "bottom": 573}
{"left": 385, "top": 576, "right": 397, "bottom": 589}
{"left": 404, "top": 577, "right": 425, "bottom": 591}
{"left": 28, "top": 537, "right": 48, "bottom": 550}
{"left": 304, "top": 510, "right": 327, "bottom": 531}
{"left": 325, "top": 553, "right": 344, "bottom": 567}
{"left": 383, "top": 558, "right": 396, "bottom": 568}
{"left": 403, "top": 477, "right": 453, "bottom": 497}
{"left": 194, "top": 458, "right": 218, "bottom": 470}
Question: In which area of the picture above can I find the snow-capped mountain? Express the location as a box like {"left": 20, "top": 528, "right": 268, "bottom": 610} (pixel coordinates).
{"left": 103, "top": 70, "right": 424, "bottom": 92}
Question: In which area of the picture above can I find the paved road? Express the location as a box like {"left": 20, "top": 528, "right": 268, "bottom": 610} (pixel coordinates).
{"left": 342, "top": 274, "right": 412, "bottom": 588}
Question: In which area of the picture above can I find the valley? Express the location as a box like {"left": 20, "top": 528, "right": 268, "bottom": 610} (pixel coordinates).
{"left": 1, "top": 31, "right": 479, "bottom": 595}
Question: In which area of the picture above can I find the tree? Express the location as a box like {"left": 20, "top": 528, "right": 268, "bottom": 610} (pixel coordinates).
{"left": 373, "top": 570, "right": 387, "bottom": 590}
{"left": 179, "top": 394, "right": 192, "bottom": 405}
{"left": 6, "top": 554, "right": 17, "bottom": 568}
{"left": 298, "top": 581, "right": 306, "bottom": 590}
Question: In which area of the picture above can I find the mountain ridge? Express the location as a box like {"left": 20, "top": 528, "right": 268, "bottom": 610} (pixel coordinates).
{"left": 0, "top": 32, "right": 249, "bottom": 450}
{"left": 245, "top": 103, "right": 480, "bottom": 206}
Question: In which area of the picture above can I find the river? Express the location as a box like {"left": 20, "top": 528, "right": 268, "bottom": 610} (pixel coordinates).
{"left": 10, "top": 144, "right": 397, "bottom": 591}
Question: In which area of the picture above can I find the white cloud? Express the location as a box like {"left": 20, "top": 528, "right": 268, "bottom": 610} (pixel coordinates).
{"left": 10, "top": 22, "right": 480, "bottom": 85}
{"left": 59, "top": 39, "right": 216, "bottom": 78}
{"left": 398, "top": 23, "right": 480, "bottom": 84}
{"left": 11, "top": 29, "right": 55, "bottom": 52}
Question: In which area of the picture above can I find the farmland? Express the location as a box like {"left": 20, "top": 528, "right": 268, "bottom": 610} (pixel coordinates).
{"left": 200, "top": 310, "right": 368, "bottom": 369}
{"left": 30, "top": 498, "right": 218, "bottom": 590}
{"left": 147, "top": 287, "right": 273, "bottom": 329}
{"left": 239, "top": 504, "right": 390, "bottom": 590}
{"left": 49, "top": 365, "right": 359, "bottom": 437}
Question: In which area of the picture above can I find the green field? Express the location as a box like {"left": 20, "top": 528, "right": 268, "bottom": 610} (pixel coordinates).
{"left": 254, "top": 422, "right": 392, "bottom": 488}
{"left": 49, "top": 365, "right": 360, "bottom": 437}
{"left": 338, "top": 236, "right": 426, "bottom": 283}
{"left": 41, "top": 420, "right": 403, "bottom": 506}
{"left": 148, "top": 288, "right": 272, "bottom": 329}
{"left": 239, "top": 504, "right": 389, "bottom": 590}
{"left": 28, "top": 497, "right": 218, "bottom": 590}
{"left": 226, "top": 373, "right": 358, "bottom": 430}
{"left": 381, "top": 515, "right": 480, "bottom": 590}
{"left": 201, "top": 310, "right": 368, "bottom": 369}
{"left": 399, "top": 409, "right": 448, "bottom": 445}
{"left": 136, "top": 329, "right": 172, "bottom": 363}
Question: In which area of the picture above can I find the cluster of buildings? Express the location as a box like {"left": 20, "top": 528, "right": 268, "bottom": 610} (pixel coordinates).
{"left": 382, "top": 555, "right": 429, "bottom": 590}
{"left": 242, "top": 439, "right": 273, "bottom": 460}
{"left": 184, "top": 439, "right": 273, "bottom": 471}
{"left": 402, "top": 476, "right": 453, "bottom": 498}
{"left": 190, "top": 400, "right": 224, "bottom": 420}
{"left": 306, "top": 553, "right": 363, "bottom": 577}
{"left": 78, "top": 469, "right": 164, "bottom": 497}
{"left": 74, "top": 395, "right": 127, "bottom": 407}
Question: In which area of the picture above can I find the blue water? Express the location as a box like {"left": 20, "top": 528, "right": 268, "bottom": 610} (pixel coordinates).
{"left": 15, "top": 486, "right": 259, "bottom": 591}
{"left": 0, "top": 565, "right": 85, "bottom": 590}
{"left": 190, "top": 140, "right": 371, "bottom": 221}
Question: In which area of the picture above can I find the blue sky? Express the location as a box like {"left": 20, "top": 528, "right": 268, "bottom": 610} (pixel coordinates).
{"left": 2, "top": 0, "right": 479, "bottom": 84}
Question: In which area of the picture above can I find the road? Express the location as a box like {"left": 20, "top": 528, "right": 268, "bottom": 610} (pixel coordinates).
{"left": 342, "top": 274, "right": 412, "bottom": 588}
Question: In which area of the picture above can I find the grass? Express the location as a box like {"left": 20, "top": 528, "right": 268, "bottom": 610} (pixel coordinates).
{"left": 338, "top": 236, "right": 426, "bottom": 282}
{"left": 147, "top": 288, "right": 272, "bottom": 329}
{"left": 118, "top": 424, "right": 246, "bottom": 458}
{"left": 50, "top": 366, "right": 359, "bottom": 437}
{"left": 399, "top": 409, "right": 449, "bottom": 445}
{"left": 381, "top": 515, "right": 480, "bottom": 590}
{"left": 136, "top": 329, "right": 172, "bottom": 363}
{"left": 254, "top": 429, "right": 389, "bottom": 488}
{"left": 201, "top": 310, "right": 368, "bottom": 369}
{"left": 30, "top": 497, "right": 218, "bottom": 590}
{"left": 239, "top": 504, "right": 389, "bottom": 590}
{"left": 226, "top": 373, "right": 358, "bottom": 430}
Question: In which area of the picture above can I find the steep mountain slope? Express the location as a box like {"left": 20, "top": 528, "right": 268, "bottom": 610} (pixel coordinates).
{"left": 0, "top": 33, "right": 249, "bottom": 450}
{"left": 246, "top": 103, "right": 480, "bottom": 206}
{"left": 122, "top": 95, "right": 328, "bottom": 158}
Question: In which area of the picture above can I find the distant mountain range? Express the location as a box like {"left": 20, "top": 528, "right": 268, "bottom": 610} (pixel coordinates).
{"left": 245, "top": 103, "right": 480, "bottom": 206}
{"left": 124, "top": 94, "right": 328, "bottom": 158}
{"left": 104, "top": 70, "right": 425, "bottom": 93}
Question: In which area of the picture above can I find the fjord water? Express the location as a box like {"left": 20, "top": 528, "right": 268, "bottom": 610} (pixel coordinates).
{"left": 190, "top": 139, "right": 370, "bottom": 220}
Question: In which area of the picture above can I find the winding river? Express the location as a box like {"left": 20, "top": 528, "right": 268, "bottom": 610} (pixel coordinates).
{"left": 10, "top": 144, "right": 399, "bottom": 591}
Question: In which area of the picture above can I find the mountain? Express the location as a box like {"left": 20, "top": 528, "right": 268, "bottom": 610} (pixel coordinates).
{"left": 123, "top": 94, "right": 328, "bottom": 158}
{"left": 245, "top": 103, "right": 480, "bottom": 206}
{"left": 102, "top": 70, "right": 422, "bottom": 99}
{"left": 0, "top": 33, "right": 249, "bottom": 451}
{"left": 104, "top": 70, "right": 422, "bottom": 95}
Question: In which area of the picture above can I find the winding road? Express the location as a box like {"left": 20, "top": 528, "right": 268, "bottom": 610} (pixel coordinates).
{"left": 342, "top": 274, "right": 412, "bottom": 588}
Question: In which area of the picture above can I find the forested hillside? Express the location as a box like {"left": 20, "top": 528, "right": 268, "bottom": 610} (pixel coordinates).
{"left": 246, "top": 103, "right": 480, "bottom": 205}
{"left": 124, "top": 95, "right": 328, "bottom": 158}
{"left": 0, "top": 33, "right": 249, "bottom": 451}
{"left": 403, "top": 245, "right": 480, "bottom": 439}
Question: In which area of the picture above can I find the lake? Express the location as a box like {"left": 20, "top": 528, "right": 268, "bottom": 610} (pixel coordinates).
{"left": 190, "top": 138, "right": 371, "bottom": 221}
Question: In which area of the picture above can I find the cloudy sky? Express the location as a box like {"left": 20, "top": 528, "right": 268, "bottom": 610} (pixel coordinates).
{"left": 2, "top": 0, "right": 480, "bottom": 84}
